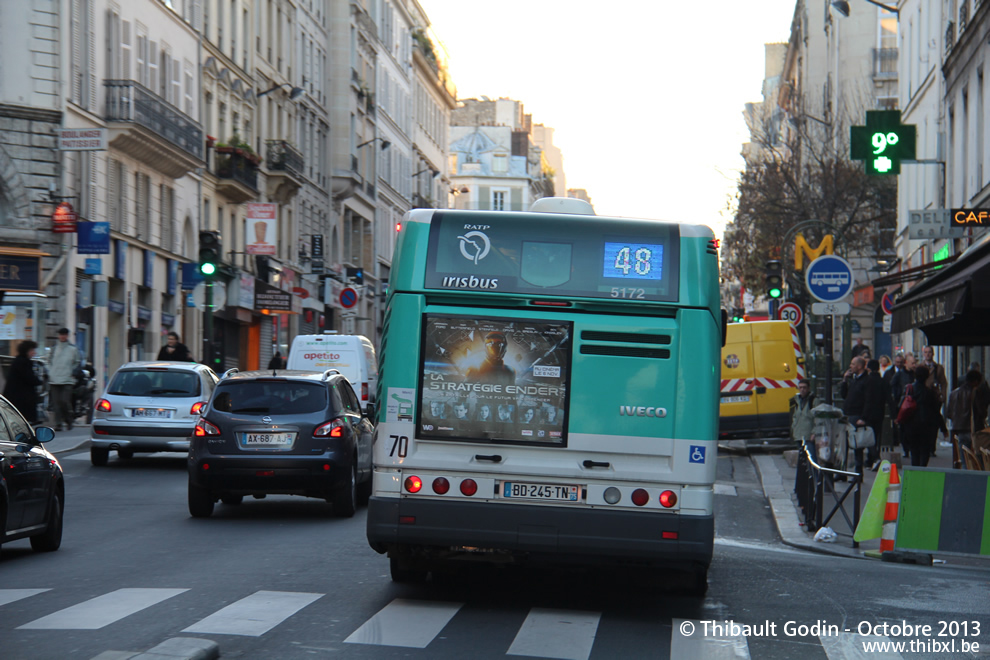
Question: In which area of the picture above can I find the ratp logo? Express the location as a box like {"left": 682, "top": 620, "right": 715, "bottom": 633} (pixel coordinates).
{"left": 457, "top": 231, "right": 491, "bottom": 265}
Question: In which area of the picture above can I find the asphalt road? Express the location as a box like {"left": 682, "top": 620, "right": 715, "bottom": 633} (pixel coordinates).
{"left": 1, "top": 447, "right": 988, "bottom": 660}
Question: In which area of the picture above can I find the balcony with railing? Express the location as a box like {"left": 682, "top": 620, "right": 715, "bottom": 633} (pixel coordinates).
{"left": 104, "top": 79, "right": 204, "bottom": 178}
{"left": 213, "top": 147, "right": 259, "bottom": 203}
{"left": 265, "top": 139, "right": 304, "bottom": 204}
{"left": 412, "top": 192, "right": 434, "bottom": 209}
{"left": 872, "top": 48, "right": 898, "bottom": 80}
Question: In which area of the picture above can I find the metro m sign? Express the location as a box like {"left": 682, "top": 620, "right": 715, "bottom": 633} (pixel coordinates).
{"left": 794, "top": 233, "right": 834, "bottom": 271}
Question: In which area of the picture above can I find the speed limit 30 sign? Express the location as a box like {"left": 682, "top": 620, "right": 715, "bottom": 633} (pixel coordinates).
{"left": 777, "top": 302, "right": 803, "bottom": 326}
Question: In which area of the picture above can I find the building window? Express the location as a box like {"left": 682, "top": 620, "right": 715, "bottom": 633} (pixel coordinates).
{"left": 492, "top": 190, "right": 506, "bottom": 211}
{"left": 492, "top": 153, "right": 508, "bottom": 173}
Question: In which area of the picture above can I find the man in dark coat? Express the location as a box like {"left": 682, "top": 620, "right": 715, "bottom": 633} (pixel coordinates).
{"left": 157, "top": 332, "right": 194, "bottom": 362}
{"left": 840, "top": 356, "right": 883, "bottom": 473}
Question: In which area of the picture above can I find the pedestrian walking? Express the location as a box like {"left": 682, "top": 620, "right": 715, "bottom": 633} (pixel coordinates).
{"left": 789, "top": 379, "right": 817, "bottom": 445}
{"left": 947, "top": 369, "right": 990, "bottom": 451}
{"left": 901, "top": 365, "right": 941, "bottom": 467}
{"left": 2, "top": 340, "right": 42, "bottom": 423}
{"left": 968, "top": 361, "right": 990, "bottom": 428}
{"left": 920, "top": 345, "right": 949, "bottom": 455}
{"left": 48, "top": 328, "right": 81, "bottom": 431}
{"left": 878, "top": 355, "right": 892, "bottom": 377}
{"left": 268, "top": 351, "right": 285, "bottom": 370}
{"left": 840, "top": 356, "right": 883, "bottom": 473}
{"left": 890, "top": 352, "right": 915, "bottom": 459}
{"left": 157, "top": 331, "right": 194, "bottom": 361}
{"left": 866, "top": 359, "right": 887, "bottom": 470}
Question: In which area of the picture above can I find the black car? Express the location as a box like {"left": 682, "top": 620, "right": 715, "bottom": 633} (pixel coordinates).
{"left": 187, "top": 369, "right": 374, "bottom": 518}
{"left": 0, "top": 394, "right": 63, "bottom": 553}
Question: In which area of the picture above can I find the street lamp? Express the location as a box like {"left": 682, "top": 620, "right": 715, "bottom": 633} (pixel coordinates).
{"left": 357, "top": 137, "right": 391, "bottom": 151}
{"left": 830, "top": 0, "right": 899, "bottom": 16}
{"left": 257, "top": 83, "right": 306, "bottom": 100}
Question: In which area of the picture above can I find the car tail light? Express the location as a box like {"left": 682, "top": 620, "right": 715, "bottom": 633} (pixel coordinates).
{"left": 404, "top": 475, "right": 422, "bottom": 493}
{"left": 631, "top": 488, "right": 649, "bottom": 506}
{"left": 361, "top": 382, "right": 369, "bottom": 401}
{"left": 432, "top": 477, "right": 450, "bottom": 494}
{"left": 314, "top": 419, "right": 345, "bottom": 438}
{"left": 96, "top": 398, "right": 112, "bottom": 412}
{"left": 190, "top": 401, "right": 207, "bottom": 415}
{"left": 659, "top": 490, "right": 678, "bottom": 508}
{"left": 194, "top": 419, "right": 220, "bottom": 436}
{"left": 460, "top": 479, "right": 478, "bottom": 496}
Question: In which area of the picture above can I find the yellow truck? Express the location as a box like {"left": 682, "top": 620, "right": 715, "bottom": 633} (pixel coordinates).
{"left": 719, "top": 320, "right": 805, "bottom": 441}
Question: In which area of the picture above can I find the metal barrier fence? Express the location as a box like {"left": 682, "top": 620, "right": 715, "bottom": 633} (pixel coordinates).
{"left": 795, "top": 439, "right": 863, "bottom": 547}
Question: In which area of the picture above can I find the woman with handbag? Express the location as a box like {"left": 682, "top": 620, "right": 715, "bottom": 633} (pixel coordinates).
{"left": 901, "top": 365, "right": 941, "bottom": 467}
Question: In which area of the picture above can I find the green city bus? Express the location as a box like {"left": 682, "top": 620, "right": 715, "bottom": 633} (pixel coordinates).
{"left": 366, "top": 198, "right": 724, "bottom": 593}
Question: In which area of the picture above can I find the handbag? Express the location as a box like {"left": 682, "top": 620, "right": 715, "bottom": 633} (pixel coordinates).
{"left": 852, "top": 425, "right": 875, "bottom": 449}
{"left": 896, "top": 384, "right": 918, "bottom": 425}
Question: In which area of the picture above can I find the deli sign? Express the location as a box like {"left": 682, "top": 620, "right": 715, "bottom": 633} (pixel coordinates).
{"left": 951, "top": 209, "right": 990, "bottom": 227}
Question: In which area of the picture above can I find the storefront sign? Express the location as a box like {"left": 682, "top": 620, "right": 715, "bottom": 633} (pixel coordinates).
{"left": 161, "top": 313, "right": 175, "bottom": 327}
{"left": 52, "top": 202, "right": 78, "bottom": 233}
{"left": 853, "top": 286, "right": 874, "bottom": 306}
{"left": 951, "top": 209, "right": 990, "bottom": 227}
{"left": 181, "top": 262, "right": 204, "bottom": 290}
{"left": 77, "top": 222, "right": 110, "bottom": 253}
{"left": 58, "top": 128, "right": 107, "bottom": 151}
{"left": 246, "top": 203, "right": 277, "bottom": 255}
{"left": 108, "top": 299, "right": 125, "bottom": 315}
{"left": 892, "top": 285, "right": 967, "bottom": 332}
{"left": 254, "top": 281, "right": 292, "bottom": 312}
{"left": 909, "top": 209, "right": 965, "bottom": 240}
{"left": 0, "top": 252, "right": 42, "bottom": 292}
{"left": 238, "top": 272, "right": 255, "bottom": 309}
{"left": 85, "top": 258, "right": 102, "bottom": 275}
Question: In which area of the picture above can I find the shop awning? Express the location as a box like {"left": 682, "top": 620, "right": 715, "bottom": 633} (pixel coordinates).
{"left": 890, "top": 232, "right": 990, "bottom": 345}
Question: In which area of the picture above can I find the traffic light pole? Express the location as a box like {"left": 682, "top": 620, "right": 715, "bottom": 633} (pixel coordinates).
{"left": 204, "top": 281, "right": 213, "bottom": 369}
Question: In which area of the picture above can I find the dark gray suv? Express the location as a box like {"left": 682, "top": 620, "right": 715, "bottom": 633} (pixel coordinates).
{"left": 187, "top": 369, "right": 374, "bottom": 518}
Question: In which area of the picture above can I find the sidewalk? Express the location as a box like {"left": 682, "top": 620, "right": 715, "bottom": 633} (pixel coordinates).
{"left": 42, "top": 423, "right": 91, "bottom": 455}
{"left": 748, "top": 439, "right": 990, "bottom": 567}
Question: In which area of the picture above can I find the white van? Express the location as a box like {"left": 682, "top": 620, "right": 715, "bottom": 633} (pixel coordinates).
{"left": 286, "top": 334, "right": 378, "bottom": 411}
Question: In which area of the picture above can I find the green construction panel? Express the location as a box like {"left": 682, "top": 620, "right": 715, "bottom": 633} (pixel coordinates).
{"left": 983, "top": 486, "right": 990, "bottom": 556}
{"left": 895, "top": 469, "right": 945, "bottom": 552}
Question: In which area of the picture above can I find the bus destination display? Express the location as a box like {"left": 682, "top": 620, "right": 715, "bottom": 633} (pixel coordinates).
{"left": 602, "top": 242, "right": 663, "bottom": 280}
{"left": 418, "top": 315, "right": 571, "bottom": 446}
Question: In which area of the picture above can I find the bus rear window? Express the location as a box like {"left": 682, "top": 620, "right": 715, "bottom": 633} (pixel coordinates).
{"left": 418, "top": 315, "right": 571, "bottom": 446}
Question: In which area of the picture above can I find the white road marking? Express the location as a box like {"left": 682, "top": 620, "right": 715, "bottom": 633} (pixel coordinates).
{"left": 714, "top": 483, "right": 738, "bottom": 496}
{"left": 182, "top": 590, "right": 322, "bottom": 637}
{"left": 18, "top": 588, "right": 188, "bottom": 629}
{"left": 820, "top": 632, "right": 903, "bottom": 659}
{"left": 344, "top": 598, "right": 463, "bottom": 648}
{"left": 0, "top": 589, "right": 50, "bottom": 608}
{"left": 506, "top": 608, "right": 601, "bottom": 660}
{"left": 670, "top": 619, "right": 751, "bottom": 659}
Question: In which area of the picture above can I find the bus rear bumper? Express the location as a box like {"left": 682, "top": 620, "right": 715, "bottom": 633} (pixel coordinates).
{"left": 367, "top": 496, "right": 713, "bottom": 568}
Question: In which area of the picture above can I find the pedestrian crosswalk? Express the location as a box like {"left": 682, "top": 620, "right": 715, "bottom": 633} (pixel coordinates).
{"left": 0, "top": 587, "right": 912, "bottom": 659}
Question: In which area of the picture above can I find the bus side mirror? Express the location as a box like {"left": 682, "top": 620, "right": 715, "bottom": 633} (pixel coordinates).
{"left": 720, "top": 309, "right": 728, "bottom": 347}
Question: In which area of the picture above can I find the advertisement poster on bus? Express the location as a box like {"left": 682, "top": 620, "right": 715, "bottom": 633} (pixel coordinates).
{"left": 418, "top": 315, "right": 571, "bottom": 445}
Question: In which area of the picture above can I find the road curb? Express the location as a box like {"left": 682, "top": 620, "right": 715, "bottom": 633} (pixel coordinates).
{"left": 118, "top": 637, "right": 219, "bottom": 660}
{"left": 750, "top": 453, "right": 870, "bottom": 560}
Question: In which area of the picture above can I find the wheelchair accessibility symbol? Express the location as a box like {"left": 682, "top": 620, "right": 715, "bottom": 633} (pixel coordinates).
{"left": 689, "top": 445, "right": 706, "bottom": 464}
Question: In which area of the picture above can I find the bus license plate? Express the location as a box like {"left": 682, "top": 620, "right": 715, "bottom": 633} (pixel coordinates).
{"left": 721, "top": 396, "right": 749, "bottom": 404}
{"left": 502, "top": 482, "right": 579, "bottom": 501}
{"left": 241, "top": 433, "right": 294, "bottom": 448}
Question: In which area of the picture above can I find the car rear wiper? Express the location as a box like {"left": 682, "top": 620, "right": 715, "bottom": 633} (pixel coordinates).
{"left": 148, "top": 389, "right": 191, "bottom": 394}
{"left": 106, "top": 390, "right": 129, "bottom": 395}
{"left": 231, "top": 407, "right": 271, "bottom": 413}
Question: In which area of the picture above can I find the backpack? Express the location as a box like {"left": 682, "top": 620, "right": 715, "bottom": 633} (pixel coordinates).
{"left": 896, "top": 384, "right": 918, "bottom": 425}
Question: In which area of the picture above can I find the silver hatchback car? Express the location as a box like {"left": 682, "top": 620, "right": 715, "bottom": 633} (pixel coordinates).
{"left": 91, "top": 361, "right": 219, "bottom": 465}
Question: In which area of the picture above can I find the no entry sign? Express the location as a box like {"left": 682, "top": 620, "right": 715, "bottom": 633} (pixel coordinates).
{"left": 340, "top": 287, "right": 358, "bottom": 309}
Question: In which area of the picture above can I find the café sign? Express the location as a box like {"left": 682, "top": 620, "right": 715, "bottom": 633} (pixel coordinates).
{"left": 951, "top": 208, "right": 990, "bottom": 227}
{"left": 908, "top": 209, "right": 965, "bottom": 240}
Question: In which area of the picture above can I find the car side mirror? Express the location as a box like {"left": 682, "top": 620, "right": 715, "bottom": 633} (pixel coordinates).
{"left": 35, "top": 427, "right": 55, "bottom": 443}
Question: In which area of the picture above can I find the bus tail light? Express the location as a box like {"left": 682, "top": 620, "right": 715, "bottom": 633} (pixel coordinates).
{"left": 631, "top": 488, "right": 649, "bottom": 506}
{"left": 404, "top": 475, "right": 423, "bottom": 493}
{"left": 460, "top": 479, "right": 478, "bottom": 496}
{"left": 659, "top": 490, "right": 677, "bottom": 508}
{"left": 432, "top": 477, "right": 450, "bottom": 494}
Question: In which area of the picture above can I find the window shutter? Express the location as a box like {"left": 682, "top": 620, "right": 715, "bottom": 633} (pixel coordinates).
{"left": 191, "top": 0, "right": 202, "bottom": 31}
{"left": 172, "top": 60, "right": 181, "bottom": 108}
{"left": 105, "top": 9, "right": 114, "bottom": 79}
{"left": 122, "top": 21, "right": 131, "bottom": 81}
{"left": 184, "top": 65, "right": 193, "bottom": 116}
{"left": 136, "top": 33, "right": 147, "bottom": 86}
{"left": 71, "top": 0, "right": 82, "bottom": 102}
{"left": 148, "top": 41, "right": 158, "bottom": 94}
{"left": 87, "top": 152, "right": 98, "bottom": 221}
{"left": 87, "top": 0, "right": 97, "bottom": 110}
{"left": 108, "top": 158, "right": 118, "bottom": 231}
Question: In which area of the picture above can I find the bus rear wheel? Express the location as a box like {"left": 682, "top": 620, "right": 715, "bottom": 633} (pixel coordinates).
{"left": 390, "top": 554, "right": 428, "bottom": 583}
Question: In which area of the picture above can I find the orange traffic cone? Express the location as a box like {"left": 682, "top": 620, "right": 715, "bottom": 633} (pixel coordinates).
{"left": 880, "top": 463, "right": 901, "bottom": 553}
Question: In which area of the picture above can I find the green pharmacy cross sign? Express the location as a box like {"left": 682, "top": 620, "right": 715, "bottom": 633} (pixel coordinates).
{"left": 850, "top": 110, "right": 917, "bottom": 175}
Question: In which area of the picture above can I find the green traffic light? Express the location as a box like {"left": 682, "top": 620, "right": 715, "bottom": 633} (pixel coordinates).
{"left": 769, "top": 287, "right": 782, "bottom": 299}
{"left": 200, "top": 262, "right": 217, "bottom": 276}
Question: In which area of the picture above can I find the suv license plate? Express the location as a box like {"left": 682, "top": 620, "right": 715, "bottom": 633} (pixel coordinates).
{"left": 721, "top": 395, "right": 750, "bottom": 404}
{"left": 502, "top": 482, "right": 579, "bottom": 502}
{"left": 242, "top": 433, "right": 294, "bottom": 448}
{"left": 132, "top": 408, "right": 173, "bottom": 418}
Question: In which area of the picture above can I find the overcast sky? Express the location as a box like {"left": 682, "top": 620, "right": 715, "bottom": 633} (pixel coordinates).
{"left": 418, "top": 0, "right": 798, "bottom": 239}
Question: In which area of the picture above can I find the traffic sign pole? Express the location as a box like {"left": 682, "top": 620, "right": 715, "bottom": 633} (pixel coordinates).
{"left": 825, "top": 316, "right": 834, "bottom": 406}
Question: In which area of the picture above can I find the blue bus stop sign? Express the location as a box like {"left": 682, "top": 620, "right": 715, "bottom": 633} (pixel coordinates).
{"left": 805, "top": 255, "right": 854, "bottom": 303}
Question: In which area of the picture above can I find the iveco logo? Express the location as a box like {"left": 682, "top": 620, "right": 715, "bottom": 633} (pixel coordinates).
{"left": 619, "top": 406, "right": 668, "bottom": 418}
{"left": 262, "top": 416, "right": 272, "bottom": 423}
